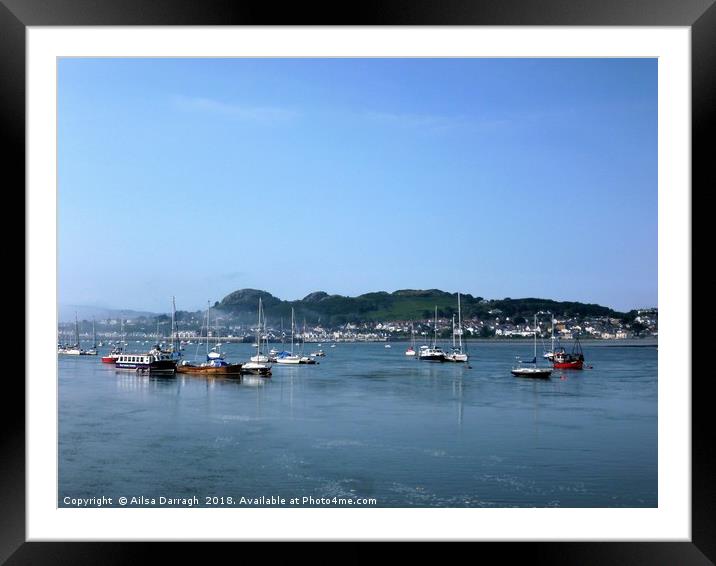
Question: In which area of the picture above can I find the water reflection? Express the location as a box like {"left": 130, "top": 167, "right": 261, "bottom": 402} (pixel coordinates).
{"left": 60, "top": 341, "right": 657, "bottom": 507}
{"left": 115, "top": 370, "right": 268, "bottom": 395}
{"left": 114, "top": 372, "right": 177, "bottom": 393}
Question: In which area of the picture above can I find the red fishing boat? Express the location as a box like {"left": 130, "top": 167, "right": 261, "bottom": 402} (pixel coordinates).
{"left": 101, "top": 344, "right": 126, "bottom": 363}
{"left": 552, "top": 335, "right": 585, "bottom": 369}
{"left": 101, "top": 347, "right": 123, "bottom": 364}
{"left": 102, "top": 318, "right": 126, "bottom": 363}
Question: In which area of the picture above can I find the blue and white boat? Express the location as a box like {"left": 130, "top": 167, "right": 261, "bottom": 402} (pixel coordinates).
{"left": 115, "top": 348, "right": 177, "bottom": 374}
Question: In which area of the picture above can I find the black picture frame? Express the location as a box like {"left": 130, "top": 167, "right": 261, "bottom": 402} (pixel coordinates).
{"left": 6, "top": 0, "right": 709, "bottom": 563}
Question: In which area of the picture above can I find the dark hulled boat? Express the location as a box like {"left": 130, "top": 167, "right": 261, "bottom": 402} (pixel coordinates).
{"left": 177, "top": 358, "right": 242, "bottom": 375}
{"left": 511, "top": 315, "right": 552, "bottom": 379}
{"left": 115, "top": 349, "right": 177, "bottom": 375}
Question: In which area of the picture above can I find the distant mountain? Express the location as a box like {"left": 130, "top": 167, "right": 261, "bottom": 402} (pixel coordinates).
{"left": 215, "top": 288, "right": 626, "bottom": 326}
{"left": 58, "top": 304, "right": 159, "bottom": 323}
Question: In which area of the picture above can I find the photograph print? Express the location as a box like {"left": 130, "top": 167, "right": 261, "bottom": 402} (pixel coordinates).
{"left": 58, "top": 57, "right": 657, "bottom": 510}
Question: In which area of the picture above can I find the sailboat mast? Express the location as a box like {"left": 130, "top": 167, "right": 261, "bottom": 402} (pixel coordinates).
{"left": 434, "top": 306, "right": 438, "bottom": 347}
{"left": 458, "top": 292, "right": 463, "bottom": 350}
{"left": 215, "top": 307, "right": 219, "bottom": 350}
{"left": 291, "top": 308, "right": 295, "bottom": 354}
{"left": 534, "top": 314, "right": 538, "bottom": 360}
{"left": 452, "top": 315, "right": 456, "bottom": 348}
{"left": 92, "top": 318, "right": 96, "bottom": 348}
{"left": 170, "top": 297, "right": 175, "bottom": 352}
{"left": 302, "top": 318, "right": 306, "bottom": 354}
{"left": 206, "top": 301, "right": 210, "bottom": 358}
{"left": 256, "top": 298, "right": 262, "bottom": 357}
{"left": 75, "top": 313, "right": 80, "bottom": 348}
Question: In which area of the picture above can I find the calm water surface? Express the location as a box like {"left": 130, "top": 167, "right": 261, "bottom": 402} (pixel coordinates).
{"left": 59, "top": 341, "right": 657, "bottom": 507}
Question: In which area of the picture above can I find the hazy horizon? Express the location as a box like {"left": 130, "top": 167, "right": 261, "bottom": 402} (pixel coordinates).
{"left": 59, "top": 58, "right": 657, "bottom": 313}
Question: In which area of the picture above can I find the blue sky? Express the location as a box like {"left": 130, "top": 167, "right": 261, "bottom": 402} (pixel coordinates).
{"left": 58, "top": 58, "right": 657, "bottom": 313}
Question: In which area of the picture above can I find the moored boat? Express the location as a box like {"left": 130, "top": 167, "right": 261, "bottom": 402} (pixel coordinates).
{"left": 275, "top": 308, "right": 302, "bottom": 365}
{"left": 405, "top": 322, "right": 417, "bottom": 356}
{"left": 177, "top": 300, "right": 241, "bottom": 375}
{"left": 58, "top": 314, "right": 89, "bottom": 355}
{"left": 511, "top": 315, "right": 552, "bottom": 379}
{"left": 418, "top": 345, "right": 446, "bottom": 362}
{"left": 444, "top": 293, "right": 469, "bottom": 363}
{"left": 115, "top": 348, "right": 177, "bottom": 374}
{"left": 177, "top": 358, "right": 242, "bottom": 375}
{"left": 101, "top": 346, "right": 124, "bottom": 364}
{"left": 84, "top": 319, "right": 99, "bottom": 355}
{"left": 240, "top": 361, "right": 272, "bottom": 376}
{"left": 511, "top": 364, "right": 553, "bottom": 379}
{"left": 243, "top": 298, "right": 272, "bottom": 376}
{"left": 542, "top": 315, "right": 558, "bottom": 360}
{"left": 102, "top": 318, "right": 126, "bottom": 363}
{"left": 418, "top": 307, "right": 446, "bottom": 362}
{"left": 274, "top": 351, "right": 301, "bottom": 364}
{"left": 552, "top": 335, "right": 585, "bottom": 369}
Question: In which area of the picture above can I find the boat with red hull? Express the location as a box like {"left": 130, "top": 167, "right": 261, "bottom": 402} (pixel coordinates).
{"left": 101, "top": 346, "right": 124, "bottom": 364}
{"left": 553, "top": 357, "right": 584, "bottom": 370}
{"left": 102, "top": 319, "right": 126, "bottom": 363}
{"left": 552, "top": 336, "right": 585, "bottom": 370}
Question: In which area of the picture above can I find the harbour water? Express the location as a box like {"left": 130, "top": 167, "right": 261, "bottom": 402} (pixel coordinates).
{"left": 59, "top": 340, "right": 657, "bottom": 507}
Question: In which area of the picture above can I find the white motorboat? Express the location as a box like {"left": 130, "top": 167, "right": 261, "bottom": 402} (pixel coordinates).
{"left": 418, "top": 307, "right": 446, "bottom": 362}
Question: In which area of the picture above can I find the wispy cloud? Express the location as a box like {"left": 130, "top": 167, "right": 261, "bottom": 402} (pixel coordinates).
{"left": 172, "top": 95, "right": 299, "bottom": 123}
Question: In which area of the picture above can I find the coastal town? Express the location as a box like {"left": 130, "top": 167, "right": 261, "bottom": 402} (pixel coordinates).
{"left": 59, "top": 307, "right": 658, "bottom": 345}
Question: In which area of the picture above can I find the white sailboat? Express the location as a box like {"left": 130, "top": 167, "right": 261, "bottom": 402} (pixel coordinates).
{"left": 418, "top": 306, "right": 446, "bottom": 362}
{"left": 203, "top": 303, "right": 225, "bottom": 361}
{"left": 244, "top": 298, "right": 272, "bottom": 375}
{"left": 84, "top": 319, "right": 99, "bottom": 355}
{"left": 511, "top": 314, "right": 552, "bottom": 378}
{"left": 59, "top": 313, "right": 85, "bottom": 355}
{"left": 543, "top": 314, "right": 558, "bottom": 360}
{"left": 445, "top": 293, "right": 468, "bottom": 362}
{"left": 274, "top": 307, "right": 301, "bottom": 364}
{"left": 298, "top": 318, "right": 316, "bottom": 364}
{"left": 405, "top": 322, "right": 417, "bottom": 356}
{"left": 249, "top": 298, "right": 270, "bottom": 363}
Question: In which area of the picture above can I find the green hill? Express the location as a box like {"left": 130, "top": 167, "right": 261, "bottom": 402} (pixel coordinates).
{"left": 215, "top": 288, "right": 625, "bottom": 326}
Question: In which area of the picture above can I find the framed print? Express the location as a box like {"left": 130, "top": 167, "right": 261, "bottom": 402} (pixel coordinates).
{"left": 6, "top": 0, "right": 710, "bottom": 563}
